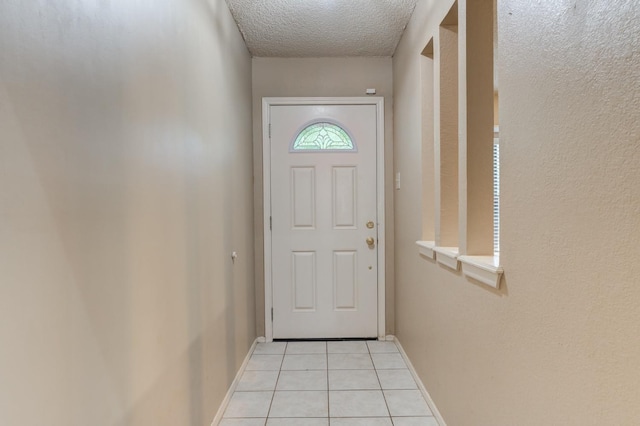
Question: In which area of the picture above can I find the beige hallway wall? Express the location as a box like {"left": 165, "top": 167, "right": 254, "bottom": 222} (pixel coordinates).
{"left": 393, "top": 0, "right": 640, "bottom": 425}
{"left": 0, "top": 0, "right": 254, "bottom": 425}
{"left": 251, "top": 57, "right": 395, "bottom": 337}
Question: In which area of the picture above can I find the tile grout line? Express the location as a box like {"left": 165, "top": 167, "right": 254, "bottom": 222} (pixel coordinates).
{"left": 369, "top": 340, "right": 394, "bottom": 424}
{"left": 264, "top": 341, "right": 288, "bottom": 422}
{"left": 326, "top": 342, "right": 330, "bottom": 423}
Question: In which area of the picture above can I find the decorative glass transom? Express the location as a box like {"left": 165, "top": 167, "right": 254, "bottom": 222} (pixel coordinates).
{"left": 291, "top": 122, "right": 356, "bottom": 152}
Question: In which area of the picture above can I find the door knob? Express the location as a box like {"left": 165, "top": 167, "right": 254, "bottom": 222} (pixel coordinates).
{"left": 366, "top": 237, "right": 375, "bottom": 246}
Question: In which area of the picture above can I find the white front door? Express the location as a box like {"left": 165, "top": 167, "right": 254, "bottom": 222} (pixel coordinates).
{"left": 269, "top": 102, "right": 380, "bottom": 339}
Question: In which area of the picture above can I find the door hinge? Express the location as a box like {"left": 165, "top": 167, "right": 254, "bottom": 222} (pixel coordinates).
{"left": 270, "top": 216, "right": 272, "bottom": 231}
{"left": 268, "top": 123, "right": 271, "bottom": 138}
{"left": 271, "top": 307, "right": 274, "bottom": 322}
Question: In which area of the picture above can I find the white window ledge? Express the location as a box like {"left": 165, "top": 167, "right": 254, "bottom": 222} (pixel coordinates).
{"left": 458, "top": 255, "right": 503, "bottom": 289}
{"left": 416, "top": 241, "right": 436, "bottom": 259}
{"left": 433, "top": 246, "right": 460, "bottom": 271}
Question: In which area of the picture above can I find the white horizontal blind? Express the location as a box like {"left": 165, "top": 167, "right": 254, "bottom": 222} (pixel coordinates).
{"left": 493, "top": 127, "right": 500, "bottom": 255}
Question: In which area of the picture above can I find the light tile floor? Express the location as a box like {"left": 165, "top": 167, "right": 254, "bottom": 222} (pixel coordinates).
{"left": 219, "top": 340, "right": 439, "bottom": 426}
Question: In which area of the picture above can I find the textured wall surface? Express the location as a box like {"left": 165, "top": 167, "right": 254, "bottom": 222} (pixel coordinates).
{"left": 393, "top": 0, "right": 640, "bottom": 425}
{"left": 0, "top": 0, "right": 254, "bottom": 425}
{"left": 252, "top": 57, "right": 395, "bottom": 337}
{"left": 226, "top": 0, "right": 417, "bottom": 57}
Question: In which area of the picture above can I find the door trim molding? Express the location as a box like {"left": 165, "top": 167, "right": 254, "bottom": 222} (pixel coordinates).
{"left": 262, "top": 97, "right": 386, "bottom": 341}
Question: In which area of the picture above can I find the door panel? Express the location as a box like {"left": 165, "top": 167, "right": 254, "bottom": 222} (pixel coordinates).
{"left": 291, "top": 167, "right": 316, "bottom": 228}
{"left": 292, "top": 251, "right": 316, "bottom": 311}
{"left": 333, "top": 250, "right": 357, "bottom": 310}
{"left": 333, "top": 166, "right": 357, "bottom": 228}
{"left": 270, "top": 104, "right": 378, "bottom": 339}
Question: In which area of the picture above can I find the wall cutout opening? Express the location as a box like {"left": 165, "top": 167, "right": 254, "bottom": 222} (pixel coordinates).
{"left": 493, "top": 0, "right": 500, "bottom": 256}
{"left": 457, "top": 0, "right": 496, "bottom": 256}
{"left": 437, "top": 1, "right": 459, "bottom": 248}
{"left": 421, "top": 38, "right": 435, "bottom": 243}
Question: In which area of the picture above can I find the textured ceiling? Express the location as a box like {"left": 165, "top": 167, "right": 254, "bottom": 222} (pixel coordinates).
{"left": 225, "top": 0, "right": 418, "bottom": 57}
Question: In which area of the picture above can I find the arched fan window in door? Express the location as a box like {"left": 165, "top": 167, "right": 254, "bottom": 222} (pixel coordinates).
{"left": 290, "top": 121, "right": 357, "bottom": 152}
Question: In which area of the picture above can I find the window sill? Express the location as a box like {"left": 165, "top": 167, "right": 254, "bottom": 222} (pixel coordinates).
{"left": 416, "top": 244, "right": 504, "bottom": 289}
{"left": 433, "top": 246, "right": 460, "bottom": 271}
{"left": 415, "top": 241, "right": 436, "bottom": 259}
{"left": 458, "top": 255, "right": 503, "bottom": 289}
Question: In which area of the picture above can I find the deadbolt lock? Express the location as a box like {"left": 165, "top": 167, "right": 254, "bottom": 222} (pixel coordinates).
{"left": 366, "top": 221, "right": 375, "bottom": 229}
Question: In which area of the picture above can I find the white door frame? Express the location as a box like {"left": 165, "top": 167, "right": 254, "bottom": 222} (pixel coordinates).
{"left": 263, "top": 97, "right": 386, "bottom": 342}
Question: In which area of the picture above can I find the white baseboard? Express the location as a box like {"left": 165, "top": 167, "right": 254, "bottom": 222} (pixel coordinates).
{"left": 389, "top": 335, "right": 447, "bottom": 426}
{"left": 210, "top": 338, "right": 260, "bottom": 426}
